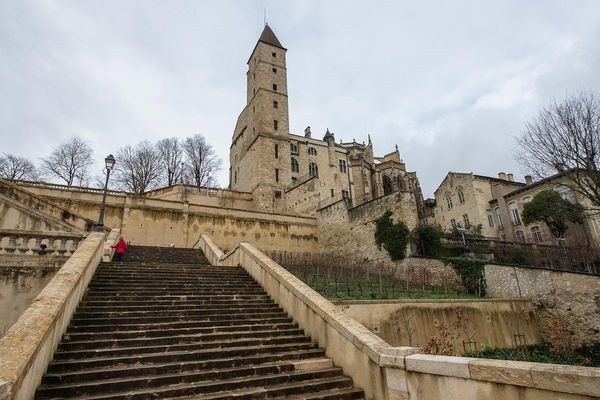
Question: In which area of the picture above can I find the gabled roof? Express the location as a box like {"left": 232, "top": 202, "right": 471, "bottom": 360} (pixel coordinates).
{"left": 258, "top": 24, "right": 285, "bottom": 49}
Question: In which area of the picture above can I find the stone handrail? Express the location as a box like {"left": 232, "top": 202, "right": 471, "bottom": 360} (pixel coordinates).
{"left": 198, "top": 233, "right": 600, "bottom": 400}
{"left": 0, "top": 229, "right": 114, "bottom": 400}
{"left": 13, "top": 179, "right": 126, "bottom": 197}
{"left": 0, "top": 230, "right": 86, "bottom": 257}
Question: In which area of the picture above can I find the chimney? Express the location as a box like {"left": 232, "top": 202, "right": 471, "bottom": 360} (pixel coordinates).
{"left": 304, "top": 126, "right": 311, "bottom": 138}
{"left": 525, "top": 175, "right": 533, "bottom": 185}
{"left": 498, "top": 172, "right": 507, "bottom": 180}
{"left": 507, "top": 173, "right": 514, "bottom": 182}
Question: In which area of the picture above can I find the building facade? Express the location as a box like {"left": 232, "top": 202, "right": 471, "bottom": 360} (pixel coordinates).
{"left": 229, "top": 24, "right": 422, "bottom": 216}
{"left": 427, "top": 170, "right": 600, "bottom": 247}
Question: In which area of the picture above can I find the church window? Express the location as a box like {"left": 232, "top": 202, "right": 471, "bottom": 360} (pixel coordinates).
{"left": 275, "top": 144, "right": 279, "bottom": 159}
{"left": 273, "top": 101, "right": 278, "bottom": 108}
{"left": 308, "top": 147, "right": 317, "bottom": 156}
{"left": 396, "top": 176, "right": 405, "bottom": 191}
{"left": 273, "top": 84, "right": 277, "bottom": 91}
{"left": 339, "top": 160, "right": 347, "bottom": 173}
{"left": 273, "top": 120, "right": 278, "bottom": 130}
{"left": 531, "top": 226, "right": 543, "bottom": 243}
{"left": 275, "top": 168, "right": 279, "bottom": 183}
{"left": 291, "top": 157, "right": 299, "bottom": 173}
{"left": 290, "top": 143, "right": 298, "bottom": 154}
{"left": 309, "top": 162, "right": 319, "bottom": 177}
{"left": 383, "top": 175, "right": 393, "bottom": 195}
{"left": 446, "top": 194, "right": 453, "bottom": 210}
{"left": 272, "top": 67, "right": 277, "bottom": 73}
{"left": 458, "top": 188, "right": 465, "bottom": 204}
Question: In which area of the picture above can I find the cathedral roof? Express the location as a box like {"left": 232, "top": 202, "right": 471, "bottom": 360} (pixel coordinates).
{"left": 258, "top": 24, "right": 286, "bottom": 50}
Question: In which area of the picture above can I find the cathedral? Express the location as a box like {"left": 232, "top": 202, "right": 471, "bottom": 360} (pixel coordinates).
{"left": 229, "top": 24, "right": 424, "bottom": 216}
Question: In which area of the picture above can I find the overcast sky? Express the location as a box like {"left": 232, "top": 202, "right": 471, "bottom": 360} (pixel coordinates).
{"left": 2, "top": 1, "right": 600, "bottom": 197}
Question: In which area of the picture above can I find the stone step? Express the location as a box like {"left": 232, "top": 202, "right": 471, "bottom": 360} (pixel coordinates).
{"left": 47, "top": 342, "right": 319, "bottom": 372}
{"left": 59, "top": 327, "right": 306, "bottom": 351}
{"left": 53, "top": 334, "right": 311, "bottom": 360}
{"left": 36, "top": 247, "right": 363, "bottom": 399}
{"left": 76, "top": 300, "right": 274, "bottom": 312}
{"left": 37, "top": 368, "right": 347, "bottom": 400}
{"left": 80, "top": 294, "right": 270, "bottom": 303}
{"left": 42, "top": 350, "right": 327, "bottom": 385}
{"left": 65, "top": 316, "right": 293, "bottom": 333}
{"left": 72, "top": 304, "right": 281, "bottom": 318}
{"left": 63, "top": 322, "right": 299, "bottom": 341}
{"left": 69, "top": 311, "right": 288, "bottom": 326}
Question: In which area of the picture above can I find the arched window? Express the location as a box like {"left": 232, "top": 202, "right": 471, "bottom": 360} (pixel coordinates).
{"left": 446, "top": 194, "right": 453, "bottom": 210}
{"left": 309, "top": 162, "right": 319, "bottom": 177}
{"left": 396, "top": 176, "right": 405, "bottom": 191}
{"left": 291, "top": 158, "right": 299, "bottom": 173}
{"left": 308, "top": 147, "right": 317, "bottom": 156}
{"left": 383, "top": 175, "right": 393, "bottom": 195}
{"left": 458, "top": 187, "right": 465, "bottom": 204}
{"left": 290, "top": 143, "right": 298, "bottom": 154}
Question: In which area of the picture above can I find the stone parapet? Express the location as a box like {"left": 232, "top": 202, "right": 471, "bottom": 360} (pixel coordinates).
{"left": 199, "top": 233, "right": 600, "bottom": 400}
{"left": 0, "top": 231, "right": 106, "bottom": 400}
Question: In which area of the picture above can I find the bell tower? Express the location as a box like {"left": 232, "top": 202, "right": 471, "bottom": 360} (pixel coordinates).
{"left": 229, "top": 24, "right": 290, "bottom": 211}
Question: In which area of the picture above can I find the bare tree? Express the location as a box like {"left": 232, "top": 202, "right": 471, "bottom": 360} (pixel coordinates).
{"left": 0, "top": 153, "right": 39, "bottom": 180}
{"left": 40, "top": 136, "right": 93, "bottom": 186}
{"left": 182, "top": 134, "right": 222, "bottom": 187}
{"left": 113, "top": 141, "right": 162, "bottom": 194}
{"left": 516, "top": 92, "right": 600, "bottom": 208}
{"left": 156, "top": 137, "right": 185, "bottom": 186}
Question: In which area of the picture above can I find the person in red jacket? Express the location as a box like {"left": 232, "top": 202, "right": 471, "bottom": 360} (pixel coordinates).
{"left": 111, "top": 237, "right": 128, "bottom": 263}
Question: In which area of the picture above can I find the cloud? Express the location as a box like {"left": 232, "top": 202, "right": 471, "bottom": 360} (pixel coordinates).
{"left": 1, "top": 0, "right": 600, "bottom": 197}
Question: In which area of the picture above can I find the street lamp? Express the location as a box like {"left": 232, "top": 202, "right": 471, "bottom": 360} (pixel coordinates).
{"left": 94, "top": 154, "right": 116, "bottom": 232}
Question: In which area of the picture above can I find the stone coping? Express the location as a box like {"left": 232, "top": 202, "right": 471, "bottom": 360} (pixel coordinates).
{"left": 0, "top": 229, "right": 86, "bottom": 239}
{"left": 200, "top": 233, "right": 600, "bottom": 399}
{"left": 336, "top": 298, "right": 529, "bottom": 305}
{"left": 0, "top": 231, "right": 108, "bottom": 400}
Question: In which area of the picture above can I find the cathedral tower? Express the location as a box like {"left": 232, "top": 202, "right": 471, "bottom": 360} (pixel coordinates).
{"left": 229, "top": 24, "right": 290, "bottom": 210}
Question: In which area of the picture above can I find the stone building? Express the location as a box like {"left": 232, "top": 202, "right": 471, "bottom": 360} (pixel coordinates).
{"left": 229, "top": 24, "right": 422, "bottom": 216}
{"left": 494, "top": 171, "right": 600, "bottom": 246}
{"left": 428, "top": 170, "right": 600, "bottom": 246}
{"left": 429, "top": 172, "right": 525, "bottom": 237}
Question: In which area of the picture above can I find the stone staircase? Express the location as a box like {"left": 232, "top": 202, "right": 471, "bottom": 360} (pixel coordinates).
{"left": 35, "top": 246, "right": 364, "bottom": 399}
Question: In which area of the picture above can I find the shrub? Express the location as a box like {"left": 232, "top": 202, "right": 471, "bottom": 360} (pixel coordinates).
{"left": 374, "top": 210, "right": 411, "bottom": 260}
{"left": 412, "top": 224, "right": 443, "bottom": 257}
{"left": 446, "top": 256, "right": 487, "bottom": 296}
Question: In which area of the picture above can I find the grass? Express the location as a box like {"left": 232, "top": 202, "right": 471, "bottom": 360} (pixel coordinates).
{"left": 466, "top": 343, "right": 600, "bottom": 367}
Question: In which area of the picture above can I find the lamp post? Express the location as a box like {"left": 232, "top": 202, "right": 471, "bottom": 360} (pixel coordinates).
{"left": 94, "top": 154, "right": 116, "bottom": 232}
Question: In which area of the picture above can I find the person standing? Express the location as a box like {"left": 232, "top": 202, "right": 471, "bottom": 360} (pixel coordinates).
{"left": 39, "top": 238, "right": 49, "bottom": 255}
{"left": 111, "top": 237, "right": 128, "bottom": 264}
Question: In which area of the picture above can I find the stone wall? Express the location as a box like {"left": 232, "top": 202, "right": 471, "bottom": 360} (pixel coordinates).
{"left": 340, "top": 299, "right": 541, "bottom": 353}
{"left": 318, "top": 191, "right": 419, "bottom": 260}
{"left": 485, "top": 263, "right": 600, "bottom": 347}
{"left": 0, "top": 266, "right": 58, "bottom": 339}
{"left": 17, "top": 182, "right": 319, "bottom": 254}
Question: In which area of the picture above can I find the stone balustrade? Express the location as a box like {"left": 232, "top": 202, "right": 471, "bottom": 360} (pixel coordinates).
{"left": 0, "top": 230, "right": 86, "bottom": 257}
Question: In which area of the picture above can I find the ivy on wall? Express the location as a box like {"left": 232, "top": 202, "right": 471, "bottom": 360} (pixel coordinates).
{"left": 445, "top": 256, "right": 487, "bottom": 296}
{"left": 374, "top": 210, "right": 410, "bottom": 260}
